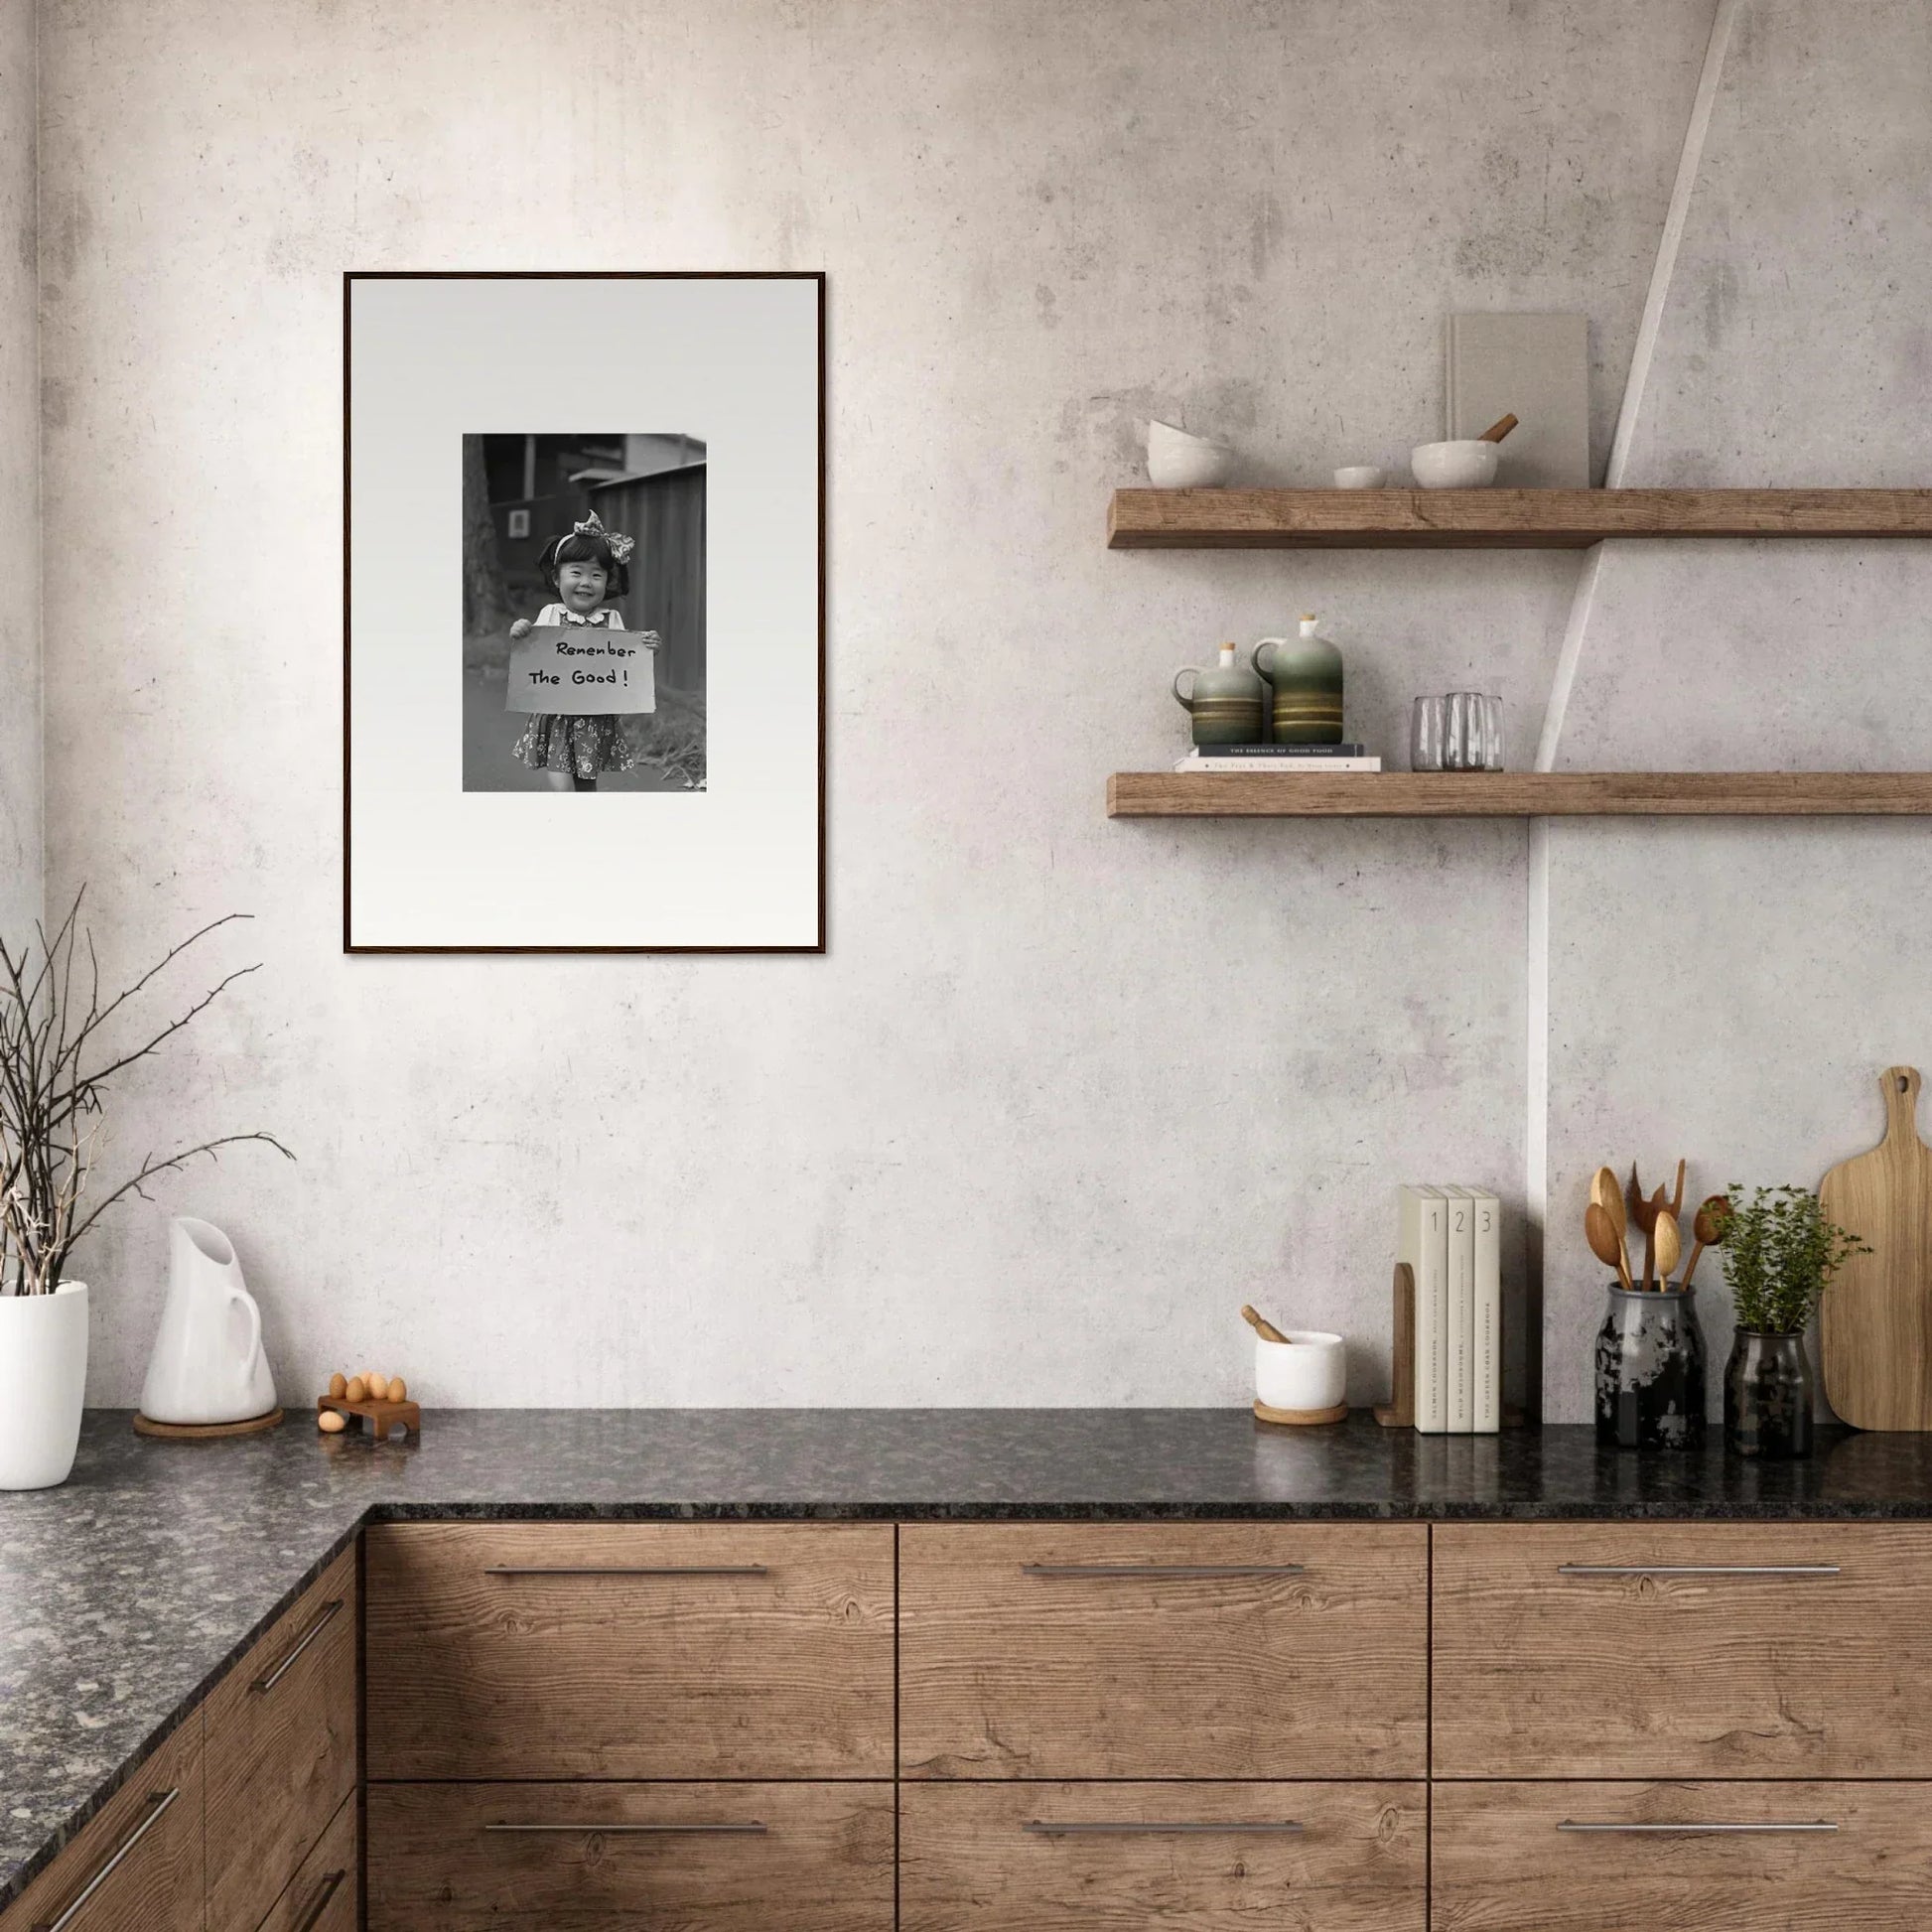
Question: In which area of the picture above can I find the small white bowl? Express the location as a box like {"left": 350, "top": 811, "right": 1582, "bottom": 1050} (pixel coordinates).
{"left": 1254, "top": 1330, "right": 1346, "bottom": 1413}
{"left": 1410, "top": 440, "right": 1499, "bottom": 489}
{"left": 1333, "top": 465, "right": 1386, "bottom": 489}
{"left": 1147, "top": 419, "right": 1236, "bottom": 488}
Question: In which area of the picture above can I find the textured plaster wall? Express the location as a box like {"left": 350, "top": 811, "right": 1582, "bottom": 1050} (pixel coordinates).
{"left": 28, "top": 0, "right": 1774, "bottom": 1412}
{"left": 0, "top": 0, "right": 37, "bottom": 940}
{"left": 1541, "top": 0, "right": 1932, "bottom": 1419}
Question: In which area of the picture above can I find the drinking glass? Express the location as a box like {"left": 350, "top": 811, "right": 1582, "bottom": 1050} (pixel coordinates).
{"left": 1410, "top": 696, "right": 1447, "bottom": 771}
{"left": 1445, "top": 691, "right": 1484, "bottom": 771}
{"left": 1482, "top": 694, "right": 1505, "bottom": 771}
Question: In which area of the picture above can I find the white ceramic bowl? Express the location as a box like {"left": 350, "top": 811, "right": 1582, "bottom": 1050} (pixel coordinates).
{"left": 1332, "top": 465, "right": 1385, "bottom": 489}
{"left": 1254, "top": 1330, "right": 1346, "bottom": 1413}
{"left": 1410, "top": 440, "right": 1499, "bottom": 489}
{"left": 1147, "top": 419, "right": 1235, "bottom": 488}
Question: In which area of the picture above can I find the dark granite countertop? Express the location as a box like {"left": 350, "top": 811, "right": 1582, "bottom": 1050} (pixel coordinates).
{"left": 9, "top": 1406, "right": 1932, "bottom": 1905}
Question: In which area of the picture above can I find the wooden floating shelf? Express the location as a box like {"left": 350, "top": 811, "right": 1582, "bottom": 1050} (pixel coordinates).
{"left": 1107, "top": 772, "right": 1932, "bottom": 818}
{"left": 1106, "top": 486, "right": 1932, "bottom": 549}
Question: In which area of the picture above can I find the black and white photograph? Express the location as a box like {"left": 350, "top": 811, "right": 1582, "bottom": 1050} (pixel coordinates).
{"left": 462, "top": 433, "right": 707, "bottom": 794}
{"left": 345, "top": 272, "right": 823, "bottom": 951}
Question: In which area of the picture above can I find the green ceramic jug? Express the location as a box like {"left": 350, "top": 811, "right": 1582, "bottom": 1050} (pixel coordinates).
{"left": 1173, "top": 643, "right": 1265, "bottom": 747}
{"left": 1251, "top": 615, "right": 1343, "bottom": 744}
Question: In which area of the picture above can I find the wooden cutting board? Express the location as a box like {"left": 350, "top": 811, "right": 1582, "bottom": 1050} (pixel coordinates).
{"left": 1821, "top": 1066, "right": 1932, "bottom": 1430}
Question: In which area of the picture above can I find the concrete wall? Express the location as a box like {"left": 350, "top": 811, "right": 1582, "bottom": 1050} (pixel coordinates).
{"left": 1539, "top": 0, "right": 1932, "bottom": 1417}
{"left": 28, "top": 0, "right": 1922, "bottom": 1417}
{"left": 0, "top": 0, "right": 36, "bottom": 942}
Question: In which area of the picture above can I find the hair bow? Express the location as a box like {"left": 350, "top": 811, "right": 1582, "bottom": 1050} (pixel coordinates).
{"left": 571, "top": 509, "right": 634, "bottom": 566}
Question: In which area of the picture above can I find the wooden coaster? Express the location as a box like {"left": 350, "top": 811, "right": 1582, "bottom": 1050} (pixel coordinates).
{"left": 133, "top": 1408, "right": 284, "bottom": 1441}
{"left": 318, "top": 1395, "right": 422, "bottom": 1439}
{"left": 1253, "top": 1399, "right": 1350, "bottom": 1428}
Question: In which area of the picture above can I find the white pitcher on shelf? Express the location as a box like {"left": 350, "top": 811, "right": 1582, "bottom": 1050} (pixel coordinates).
{"left": 139, "top": 1218, "right": 276, "bottom": 1426}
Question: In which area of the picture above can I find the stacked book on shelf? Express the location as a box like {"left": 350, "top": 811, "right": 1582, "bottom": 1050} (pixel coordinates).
{"left": 1175, "top": 744, "right": 1381, "bottom": 773}
{"left": 1397, "top": 1183, "right": 1500, "bottom": 1434}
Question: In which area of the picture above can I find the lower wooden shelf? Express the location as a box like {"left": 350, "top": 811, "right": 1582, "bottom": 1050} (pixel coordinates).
{"left": 1107, "top": 771, "right": 1932, "bottom": 818}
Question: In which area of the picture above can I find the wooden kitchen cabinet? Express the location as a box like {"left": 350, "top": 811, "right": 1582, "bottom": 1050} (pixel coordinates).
{"left": 366, "top": 1780, "right": 895, "bottom": 1930}
{"left": 1431, "top": 1779, "right": 1932, "bottom": 1930}
{"left": 901, "top": 1781, "right": 1428, "bottom": 1931}
{"left": 0, "top": 1715, "right": 205, "bottom": 1932}
{"left": 1432, "top": 1522, "right": 1932, "bottom": 1777}
{"left": 203, "top": 1544, "right": 358, "bottom": 1932}
{"left": 364, "top": 1521, "right": 895, "bottom": 1779}
{"left": 899, "top": 1522, "right": 1428, "bottom": 1778}
{"left": 253, "top": 1790, "right": 356, "bottom": 1932}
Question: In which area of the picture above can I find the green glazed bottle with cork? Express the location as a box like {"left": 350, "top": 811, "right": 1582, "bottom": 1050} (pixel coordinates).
{"left": 1172, "top": 642, "right": 1266, "bottom": 747}
{"left": 1251, "top": 615, "right": 1344, "bottom": 744}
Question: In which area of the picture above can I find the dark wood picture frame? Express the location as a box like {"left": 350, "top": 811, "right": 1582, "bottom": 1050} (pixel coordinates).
{"left": 343, "top": 270, "right": 826, "bottom": 955}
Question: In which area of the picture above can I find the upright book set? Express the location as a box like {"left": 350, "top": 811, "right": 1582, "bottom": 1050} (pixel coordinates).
{"left": 1395, "top": 1184, "right": 1501, "bottom": 1433}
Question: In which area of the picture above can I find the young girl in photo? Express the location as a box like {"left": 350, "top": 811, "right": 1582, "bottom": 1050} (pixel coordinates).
{"left": 510, "top": 510, "right": 661, "bottom": 792}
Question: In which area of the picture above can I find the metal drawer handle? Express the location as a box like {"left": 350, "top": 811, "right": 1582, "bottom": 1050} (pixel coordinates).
{"left": 483, "top": 1565, "right": 770, "bottom": 1578}
{"left": 1559, "top": 1820, "right": 1837, "bottom": 1835}
{"left": 1557, "top": 1565, "right": 1840, "bottom": 1579}
{"left": 31, "top": 1788, "right": 180, "bottom": 1932}
{"left": 1025, "top": 1820, "right": 1304, "bottom": 1837}
{"left": 1020, "top": 1564, "right": 1306, "bottom": 1580}
{"left": 290, "top": 1867, "right": 346, "bottom": 1932}
{"left": 483, "top": 1821, "right": 768, "bottom": 1835}
{"left": 252, "top": 1598, "right": 345, "bottom": 1694}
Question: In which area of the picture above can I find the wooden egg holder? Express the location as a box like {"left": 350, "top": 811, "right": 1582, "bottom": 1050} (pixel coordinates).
{"left": 1374, "top": 1261, "right": 1526, "bottom": 1430}
{"left": 317, "top": 1394, "right": 421, "bottom": 1440}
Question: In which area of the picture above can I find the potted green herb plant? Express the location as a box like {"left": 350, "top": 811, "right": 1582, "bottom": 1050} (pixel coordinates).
{"left": 1, "top": 893, "right": 290, "bottom": 1488}
{"left": 1716, "top": 1184, "right": 1868, "bottom": 1459}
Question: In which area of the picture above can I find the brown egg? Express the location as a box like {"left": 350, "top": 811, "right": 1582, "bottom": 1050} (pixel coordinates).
{"left": 344, "top": 1375, "right": 367, "bottom": 1404}
{"left": 328, "top": 1372, "right": 347, "bottom": 1400}
{"left": 387, "top": 1376, "right": 407, "bottom": 1402}
{"left": 365, "top": 1372, "right": 390, "bottom": 1401}
{"left": 317, "top": 1410, "right": 347, "bottom": 1434}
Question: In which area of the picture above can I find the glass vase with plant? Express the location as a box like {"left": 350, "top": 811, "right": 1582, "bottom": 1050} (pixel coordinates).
{"left": 1717, "top": 1184, "right": 1868, "bottom": 1458}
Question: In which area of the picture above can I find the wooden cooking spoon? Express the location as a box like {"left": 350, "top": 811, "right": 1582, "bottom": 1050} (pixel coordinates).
{"left": 1680, "top": 1194, "right": 1729, "bottom": 1289}
{"left": 1670, "top": 1159, "right": 1687, "bottom": 1218}
{"left": 1590, "top": 1168, "right": 1629, "bottom": 1266}
{"left": 1653, "top": 1209, "right": 1683, "bottom": 1288}
{"left": 1241, "top": 1305, "right": 1291, "bottom": 1344}
{"left": 1586, "top": 1201, "right": 1634, "bottom": 1291}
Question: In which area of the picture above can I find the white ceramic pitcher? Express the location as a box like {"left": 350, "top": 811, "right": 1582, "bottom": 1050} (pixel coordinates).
{"left": 139, "top": 1218, "right": 276, "bottom": 1425}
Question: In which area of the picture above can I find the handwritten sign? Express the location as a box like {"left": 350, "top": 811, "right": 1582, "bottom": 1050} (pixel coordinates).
{"left": 505, "top": 625, "right": 656, "bottom": 716}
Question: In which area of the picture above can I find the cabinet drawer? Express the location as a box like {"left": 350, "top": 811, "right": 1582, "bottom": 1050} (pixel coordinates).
{"left": 899, "top": 1523, "right": 1427, "bottom": 1777}
{"left": 901, "top": 1782, "right": 1426, "bottom": 1931}
{"left": 256, "top": 1788, "right": 356, "bottom": 1932}
{"left": 1433, "top": 1523, "right": 1932, "bottom": 1776}
{"left": 1432, "top": 1781, "right": 1932, "bottom": 1930}
{"left": 0, "top": 1715, "right": 203, "bottom": 1932}
{"left": 205, "top": 1544, "right": 357, "bottom": 1932}
{"left": 367, "top": 1781, "right": 894, "bottom": 1930}
{"left": 365, "top": 1522, "right": 894, "bottom": 1778}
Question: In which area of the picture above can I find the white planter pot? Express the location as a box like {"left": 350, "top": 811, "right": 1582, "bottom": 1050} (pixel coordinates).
{"left": 0, "top": 1281, "right": 89, "bottom": 1489}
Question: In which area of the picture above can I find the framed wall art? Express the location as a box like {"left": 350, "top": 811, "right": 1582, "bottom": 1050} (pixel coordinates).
{"left": 344, "top": 271, "right": 824, "bottom": 952}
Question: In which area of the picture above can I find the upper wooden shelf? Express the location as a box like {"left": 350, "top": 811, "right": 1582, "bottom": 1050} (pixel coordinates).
{"left": 1106, "top": 487, "right": 1932, "bottom": 549}
{"left": 1107, "top": 771, "right": 1932, "bottom": 818}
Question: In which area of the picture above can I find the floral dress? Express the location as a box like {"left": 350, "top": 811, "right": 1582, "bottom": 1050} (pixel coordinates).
{"left": 510, "top": 605, "right": 663, "bottom": 779}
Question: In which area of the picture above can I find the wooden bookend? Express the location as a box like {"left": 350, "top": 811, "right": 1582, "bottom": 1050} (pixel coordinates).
{"left": 1374, "top": 1257, "right": 1526, "bottom": 1431}
{"left": 1374, "top": 1262, "right": 1416, "bottom": 1428}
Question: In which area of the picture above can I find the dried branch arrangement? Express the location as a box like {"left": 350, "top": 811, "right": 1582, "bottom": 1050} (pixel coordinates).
{"left": 1, "top": 891, "right": 293, "bottom": 1296}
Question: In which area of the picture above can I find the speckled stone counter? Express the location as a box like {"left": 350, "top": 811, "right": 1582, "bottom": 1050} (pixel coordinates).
{"left": 9, "top": 1407, "right": 1932, "bottom": 1906}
